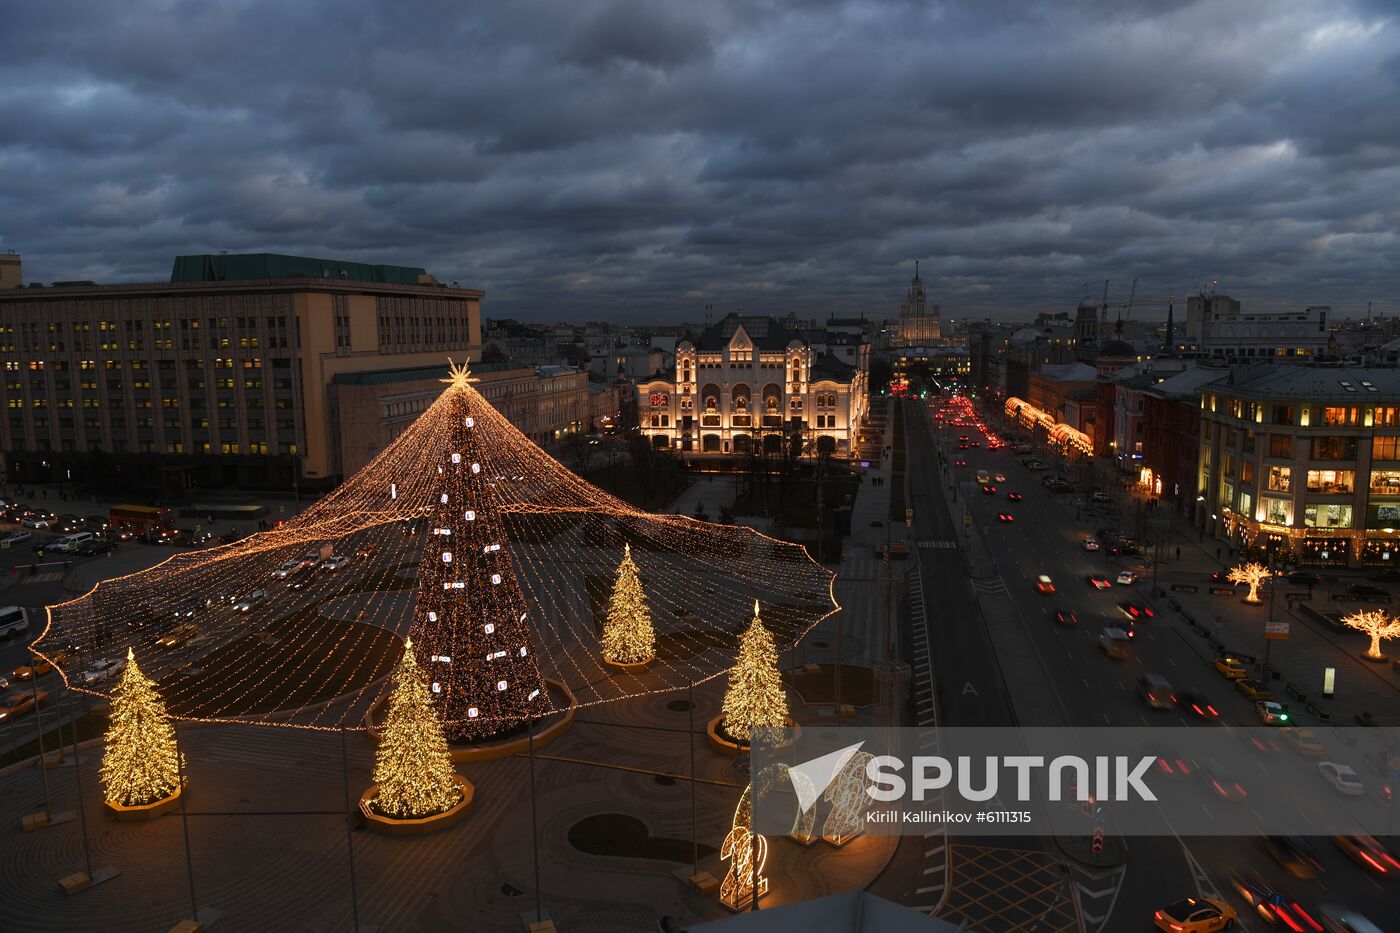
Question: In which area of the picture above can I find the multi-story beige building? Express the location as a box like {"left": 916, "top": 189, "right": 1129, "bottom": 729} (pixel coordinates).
{"left": 635, "top": 313, "right": 869, "bottom": 458}
{"left": 534, "top": 365, "right": 588, "bottom": 443}
{"left": 0, "top": 252, "right": 481, "bottom": 494}
{"left": 1198, "top": 366, "right": 1400, "bottom": 566}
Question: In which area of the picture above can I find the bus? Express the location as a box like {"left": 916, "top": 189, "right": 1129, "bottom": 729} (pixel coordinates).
{"left": 0, "top": 605, "right": 30, "bottom": 639}
{"left": 109, "top": 505, "right": 175, "bottom": 536}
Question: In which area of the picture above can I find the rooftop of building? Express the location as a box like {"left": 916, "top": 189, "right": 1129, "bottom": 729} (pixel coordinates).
{"left": 1216, "top": 363, "right": 1400, "bottom": 401}
{"left": 1038, "top": 362, "right": 1098, "bottom": 382}
{"left": 0, "top": 252, "right": 481, "bottom": 301}
{"left": 171, "top": 252, "right": 433, "bottom": 286}
{"left": 689, "top": 313, "right": 801, "bottom": 351}
{"left": 811, "top": 352, "right": 857, "bottom": 380}
{"left": 331, "top": 359, "right": 530, "bottom": 386}
{"left": 1141, "top": 366, "right": 1231, "bottom": 400}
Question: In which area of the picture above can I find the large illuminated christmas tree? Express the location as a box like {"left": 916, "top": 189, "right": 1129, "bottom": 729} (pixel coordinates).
{"left": 101, "top": 648, "right": 181, "bottom": 807}
{"left": 371, "top": 638, "right": 460, "bottom": 818}
{"left": 409, "top": 360, "right": 549, "bottom": 742}
{"left": 602, "top": 543, "right": 656, "bottom": 664}
{"left": 721, "top": 601, "right": 790, "bottom": 743}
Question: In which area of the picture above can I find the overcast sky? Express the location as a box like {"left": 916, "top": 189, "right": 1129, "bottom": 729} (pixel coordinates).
{"left": 2, "top": 0, "right": 1398, "bottom": 323}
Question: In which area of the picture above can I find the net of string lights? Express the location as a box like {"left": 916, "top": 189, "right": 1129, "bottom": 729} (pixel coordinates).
{"left": 34, "top": 359, "right": 839, "bottom": 740}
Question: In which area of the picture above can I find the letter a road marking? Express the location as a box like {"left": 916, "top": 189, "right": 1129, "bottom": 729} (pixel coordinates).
{"left": 962, "top": 682, "right": 978, "bottom": 695}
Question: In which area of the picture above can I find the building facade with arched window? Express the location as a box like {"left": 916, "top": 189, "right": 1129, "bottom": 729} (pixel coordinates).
{"left": 635, "top": 313, "right": 869, "bottom": 458}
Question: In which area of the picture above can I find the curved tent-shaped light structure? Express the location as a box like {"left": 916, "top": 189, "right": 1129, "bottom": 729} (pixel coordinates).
{"left": 33, "top": 361, "right": 839, "bottom": 735}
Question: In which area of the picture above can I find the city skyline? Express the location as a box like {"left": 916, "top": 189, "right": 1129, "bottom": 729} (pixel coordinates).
{"left": 2, "top": 1, "right": 1398, "bottom": 321}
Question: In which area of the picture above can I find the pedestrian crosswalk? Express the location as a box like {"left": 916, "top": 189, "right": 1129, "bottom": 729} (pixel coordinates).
{"left": 839, "top": 558, "right": 880, "bottom": 581}
{"left": 918, "top": 540, "right": 959, "bottom": 550}
{"left": 15, "top": 570, "right": 62, "bottom": 584}
{"left": 971, "top": 576, "right": 1007, "bottom": 596}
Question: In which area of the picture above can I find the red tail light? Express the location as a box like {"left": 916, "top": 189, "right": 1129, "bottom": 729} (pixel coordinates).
{"left": 1177, "top": 760, "right": 1191, "bottom": 774}
{"left": 1212, "top": 780, "right": 1225, "bottom": 795}
{"left": 1360, "top": 851, "right": 1386, "bottom": 873}
{"left": 1293, "top": 905, "right": 1322, "bottom": 932}
{"left": 1381, "top": 851, "right": 1400, "bottom": 869}
{"left": 1235, "top": 783, "right": 1247, "bottom": 797}
{"left": 1277, "top": 908, "right": 1305, "bottom": 932}
{"left": 1208, "top": 706, "right": 1218, "bottom": 716}
{"left": 1192, "top": 704, "right": 1203, "bottom": 715}
{"left": 1158, "top": 759, "right": 1174, "bottom": 774}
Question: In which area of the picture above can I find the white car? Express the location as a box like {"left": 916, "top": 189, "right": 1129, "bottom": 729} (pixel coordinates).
{"left": 3, "top": 530, "right": 32, "bottom": 544}
{"left": 1083, "top": 538, "right": 1101, "bottom": 552}
{"left": 271, "top": 560, "right": 302, "bottom": 579}
{"left": 234, "top": 589, "right": 269, "bottom": 612}
{"left": 1091, "top": 491, "right": 1112, "bottom": 503}
{"left": 1318, "top": 761, "right": 1365, "bottom": 795}
{"left": 80, "top": 657, "right": 127, "bottom": 684}
{"left": 21, "top": 517, "right": 49, "bottom": 529}
{"left": 1116, "top": 571, "right": 1138, "bottom": 586}
{"left": 1255, "top": 700, "right": 1291, "bottom": 725}
{"left": 321, "top": 555, "right": 349, "bottom": 571}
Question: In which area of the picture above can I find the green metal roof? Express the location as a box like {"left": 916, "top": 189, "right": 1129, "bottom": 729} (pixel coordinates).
{"left": 332, "top": 360, "right": 529, "bottom": 386}
{"left": 171, "top": 253, "right": 429, "bottom": 286}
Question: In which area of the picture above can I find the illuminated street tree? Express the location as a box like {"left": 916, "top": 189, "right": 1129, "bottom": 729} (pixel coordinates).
{"left": 1227, "top": 562, "right": 1271, "bottom": 603}
{"left": 601, "top": 543, "right": 655, "bottom": 665}
{"left": 1342, "top": 608, "right": 1400, "bottom": 661}
{"left": 721, "top": 601, "right": 789, "bottom": 743}
{"left": 411, "top": 360, "right": 549, "bottom": 742}
{"left": 371, "top": 638, "right": 461, "bottom": 818}
{"left": 101, "top": 648, "right": 180, "bottom": 807}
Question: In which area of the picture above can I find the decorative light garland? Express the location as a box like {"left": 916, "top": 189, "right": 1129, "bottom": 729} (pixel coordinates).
{"left": 35, "top": 358, "right": 838, "bottom": 734}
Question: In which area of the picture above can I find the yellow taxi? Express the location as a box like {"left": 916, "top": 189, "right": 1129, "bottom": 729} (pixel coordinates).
{"left": 1154, "top": 896, "right": 1237, "bottom": 932}
{"left": 1280, "top": 727, "right": 1325, "bottom": 757}
{"left": 12, "top": 651, "right": 66, "bottom": 681}
{"left": 1214, "top": 657, "right": 1248, "bottom": 680}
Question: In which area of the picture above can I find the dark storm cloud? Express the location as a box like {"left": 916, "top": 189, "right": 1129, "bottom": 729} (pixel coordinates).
{"left": 2, "top": 0, "right": 1399, "bottom": 320}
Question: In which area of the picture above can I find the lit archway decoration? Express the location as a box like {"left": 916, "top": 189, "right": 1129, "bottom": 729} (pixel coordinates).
{"left": 820, "top": 749, "right": 876, "bottom": 846}
{"left": 720, "top": 762, "right": 817, "bottom": 909}
{"left": 33, "top": 359, "right": 838, "bottom": 737}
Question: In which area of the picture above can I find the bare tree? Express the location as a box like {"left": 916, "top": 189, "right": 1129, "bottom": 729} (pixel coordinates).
{"left": 1227, "top": 562, "right": 1271, "bottom": 603}
{"left": 1342, "top": 609, "right": 1400, "bottom": 660}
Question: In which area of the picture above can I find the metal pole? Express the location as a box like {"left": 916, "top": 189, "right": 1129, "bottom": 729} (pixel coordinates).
{"left": 175, "top": 724, "right": 199, "bottom": 923}
{"left": 64, "top": 688, "right": 93, "bottom": 878}
{"left": 340, "top": 728, "right": 361, "bottom": 933}
{"left": 29, "top": 651, "right": 52, "bottom": 814}
{"left": 689, "top": 682, "right": 698, "bottom": 877}
{"left": 528, "top": 714, "right": 542, "bottom": 923}
{"left": 750, "top": 814, "right": 759, "bottom": 912}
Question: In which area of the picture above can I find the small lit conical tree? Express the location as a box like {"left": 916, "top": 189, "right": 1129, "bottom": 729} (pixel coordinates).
{"left": 1227, "top": 562, "right": 1271, "bottom": 603}
{"left": 372, "top": 638, "right": 461, "bottom": 819}
{"left": 721, "top": 601, "right": 789, "bottom": 743}
{"left": 1342, "top": 609, "right": 1400, "bottom": 661}
{"left": 101, "top": 648, "right": 180, "bottom": 807}
{"left": 602, "top": 543, "right": 655, "bottom": 664}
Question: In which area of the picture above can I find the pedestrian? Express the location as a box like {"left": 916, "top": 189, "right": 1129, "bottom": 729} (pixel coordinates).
{"left": 1175, "top": 546, "right": 1181, "bottom": 561}
{"left": 1216, "top": 546, "right": 1221, "bottom": 560}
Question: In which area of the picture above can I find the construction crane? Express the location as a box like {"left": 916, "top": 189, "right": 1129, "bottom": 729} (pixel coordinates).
{"left": 1097, "top": 278, "right": 1177, "bottom": 340}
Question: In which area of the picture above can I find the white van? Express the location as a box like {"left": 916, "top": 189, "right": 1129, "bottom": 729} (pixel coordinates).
{"left": 51, "top": 531, "right": 94, "bottom": 552}
{"left": 0, "top": 605, "right": 30, "bottom": 639}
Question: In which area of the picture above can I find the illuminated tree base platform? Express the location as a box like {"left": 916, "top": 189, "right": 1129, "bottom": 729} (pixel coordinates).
{"left": 718, "top": 878, "right": 769, "bottom": 912}
{"left": 602, "top": 656, "right": 654, "bottom": 672}
{"left": 359, "top": 774, "right": 474, "bottom": 836}
{"left": 1360, "top": 652, "right": 1390, "bottom": 664}
{"left": 821, "top": 829, "right": 862, "bottom": 848}
{"left": 104, "top": 783, "right": 183, "bottom": 822}
{"left": 365, "top": 679, "right": 577, "bottom": 764}
{"left": 705, "top": 715, "right": 800, "bottom": 757}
